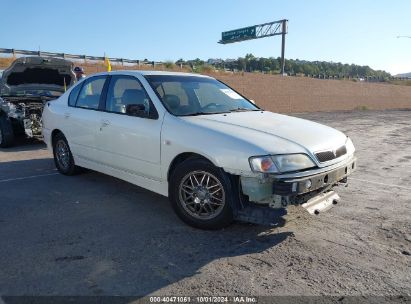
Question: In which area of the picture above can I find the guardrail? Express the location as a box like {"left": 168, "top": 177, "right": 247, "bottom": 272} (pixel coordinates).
{"left": 0, "top": 48, "right": 163, "bottom": 66}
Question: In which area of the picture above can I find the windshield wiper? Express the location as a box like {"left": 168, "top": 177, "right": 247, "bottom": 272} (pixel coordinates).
{"left": 229, "top": 108, "right": 260, "bottom": 112}
{"left": 180, "top": 111, "right": 229, "bottom": 117}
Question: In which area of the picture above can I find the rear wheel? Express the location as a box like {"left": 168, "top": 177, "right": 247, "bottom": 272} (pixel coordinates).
{"left": 169, "top": 158, "right": 235, "bottom": 230}
{"left": 52, "top": 133, "right": 81, "bottom": 175}
{"left": 0, "top": 115, "right": 15, "bottom": 148}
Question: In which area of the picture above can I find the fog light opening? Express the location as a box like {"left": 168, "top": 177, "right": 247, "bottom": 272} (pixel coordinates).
{"left": 345, "top": 167, "right": 348, "bottom": 174}
{"left": 324, "top": 174, "right": 329, "bottom": 184}
{"left": 352, "top": 163, "right": 355, "bottom": 169}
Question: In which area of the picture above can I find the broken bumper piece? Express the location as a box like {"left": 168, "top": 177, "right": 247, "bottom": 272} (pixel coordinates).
{"left": 236, "top": 156, "right": 356, "bottom": 224}
{"left": 301, "top": 191, "right": 340, "bottom": 215}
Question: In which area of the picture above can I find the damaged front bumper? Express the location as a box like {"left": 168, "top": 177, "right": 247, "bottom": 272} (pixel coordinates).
{"left": 237, "top": 155, "right": 356, "bottom": 223}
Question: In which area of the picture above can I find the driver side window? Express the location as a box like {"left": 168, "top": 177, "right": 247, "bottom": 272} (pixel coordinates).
{"left": 106, "top": 76, "right": 150, "bottom": 115}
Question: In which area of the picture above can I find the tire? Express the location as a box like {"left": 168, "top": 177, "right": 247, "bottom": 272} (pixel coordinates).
{"left": 52, "top": 132, "right": 81, "bottom": 175}
{"left": 169, "top": 158, "right": 235, "bottom": 230}
{"left": 0, "top": 115, "right": 15, "bottom": 148}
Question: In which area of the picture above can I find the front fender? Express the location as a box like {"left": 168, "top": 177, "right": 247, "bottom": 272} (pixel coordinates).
{"left": 160, "top": 113, "right": 266, "bottom": 180}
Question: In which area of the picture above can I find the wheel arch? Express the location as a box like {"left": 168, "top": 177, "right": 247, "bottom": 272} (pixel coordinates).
{"left": 51, "top": 129, "right": 64, "bottom": 145}
{"left": 167, "top": 152, "right": 218, "bottom": 182}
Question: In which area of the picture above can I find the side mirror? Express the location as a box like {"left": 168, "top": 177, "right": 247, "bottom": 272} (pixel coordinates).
{"left": 126, "top": 104, "right": 147, "bottom": 117}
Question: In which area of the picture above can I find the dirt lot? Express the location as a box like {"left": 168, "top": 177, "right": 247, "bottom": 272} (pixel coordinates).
{"left": 216, "top": 73, "right": 411, "bottom": 113}
{"left": 0, "top": 110, "right": 410, "bottom": 298}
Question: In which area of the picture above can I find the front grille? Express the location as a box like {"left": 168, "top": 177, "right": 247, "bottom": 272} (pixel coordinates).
{"left": 315, "top": 145, "right": 347, "bottom": 163}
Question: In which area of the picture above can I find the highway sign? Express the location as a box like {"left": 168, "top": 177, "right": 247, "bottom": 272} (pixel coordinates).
{"left": 221, "top": 26, "right": 257, "bottom": 44}
{"left": 218, "top": 20, "right": 288, "bottom": 75}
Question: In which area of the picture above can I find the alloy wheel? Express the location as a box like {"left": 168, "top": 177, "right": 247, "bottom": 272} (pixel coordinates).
{"left": 178, "top": 170, "right": 226, "bottom": 220}
{"left": 55, "top": 140, "right": 70, "bottom": 170}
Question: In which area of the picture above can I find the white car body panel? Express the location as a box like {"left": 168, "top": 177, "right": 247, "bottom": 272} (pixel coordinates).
{"left": 181, "top": 111, "right": 349, "bottom": 168}
{"left": 42, "top": 70, "right": 355, "bottom": 199}
{"left": 95, "top": 111, "right": 164, "bottom": 181}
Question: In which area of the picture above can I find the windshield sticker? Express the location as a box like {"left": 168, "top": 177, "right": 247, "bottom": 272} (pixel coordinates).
{"left": 220, "top": 89, "right": 242, "bottom": 100}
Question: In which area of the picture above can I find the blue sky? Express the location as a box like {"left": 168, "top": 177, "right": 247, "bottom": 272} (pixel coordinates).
{"left": 0, "top": 0, "right": 410, "bottom": 74}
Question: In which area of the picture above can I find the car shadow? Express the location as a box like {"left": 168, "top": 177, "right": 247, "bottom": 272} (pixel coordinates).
{"left": 0, "top": 156, "right": 292, "bottom": 297}
{"left": 0, "top": 138, "right": 46, "bottom": 153}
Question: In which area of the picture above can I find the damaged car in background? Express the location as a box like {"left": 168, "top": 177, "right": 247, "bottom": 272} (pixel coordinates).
{"left": 42, "top": 71, "right": 356, "bottom": 229}
{"left": 0, "top": 56, "right": 75, "bottom": 147}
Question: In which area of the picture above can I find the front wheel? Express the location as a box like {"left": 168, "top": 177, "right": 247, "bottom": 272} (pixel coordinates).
{"left": 169, "top": 158, "right": 235, "bottom": 230}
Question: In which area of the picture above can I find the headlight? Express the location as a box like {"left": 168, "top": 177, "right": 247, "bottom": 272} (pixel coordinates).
{"left": 346, "top": 137, "right": 355, "bottom": 155}
{"left": 249, "top": 154, "right": 316, "bottom": 173}
{"left": 249, "top": 156, "right": 279, "bottom": 173}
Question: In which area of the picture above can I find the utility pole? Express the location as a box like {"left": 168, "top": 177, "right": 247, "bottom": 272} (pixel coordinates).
{"left": 280, "top": 20, "right": 288, "bottom": 75}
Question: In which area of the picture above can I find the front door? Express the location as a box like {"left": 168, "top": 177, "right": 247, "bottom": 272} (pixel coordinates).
{"left": 96, "top": 75, "right": 162, "bottom": 181}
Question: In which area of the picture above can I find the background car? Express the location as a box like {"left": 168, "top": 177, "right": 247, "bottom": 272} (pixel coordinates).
{"left": 0, "top": 56, "right": 76, "bottom": 147}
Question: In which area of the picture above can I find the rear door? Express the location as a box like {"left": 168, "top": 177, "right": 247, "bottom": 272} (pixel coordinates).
{"left": 96, "top": 75, "right": 162, "bottom": 181}
{"left": 63, "top": 75, "right": 108, "bottom": 160}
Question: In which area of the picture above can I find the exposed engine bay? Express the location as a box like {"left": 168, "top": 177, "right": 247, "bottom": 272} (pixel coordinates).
{"left": 0, "top": 56, "right": 75, "bottom": 147}
{"left": 0, "top": 95, "right": 54, "bottom": 138}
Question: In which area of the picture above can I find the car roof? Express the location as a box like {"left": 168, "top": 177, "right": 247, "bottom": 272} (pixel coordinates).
{"left": 90, "top": 70, "right": 212, "bottom": 78}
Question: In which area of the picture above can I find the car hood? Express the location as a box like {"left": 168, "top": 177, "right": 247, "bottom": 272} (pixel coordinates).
{"left": 181, "top": 111, "right": 347, "bottom": 156}
{"left": 0, "top": 56, "right": 75, "bottom": 95}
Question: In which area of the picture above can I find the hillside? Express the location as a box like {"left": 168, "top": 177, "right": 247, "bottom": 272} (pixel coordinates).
{"left": 395, "top": 72, "right": 411, "bottom": 78}
{"left": 1, "top": 54, "right": 393, "bottom": 79}
{"left": 202, "top": 54, "right": 391, "bottom": 79}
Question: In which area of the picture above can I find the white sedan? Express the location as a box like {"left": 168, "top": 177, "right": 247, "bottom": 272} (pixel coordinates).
{"left": 42, "top": 71, "right": 356, "bottom": 229}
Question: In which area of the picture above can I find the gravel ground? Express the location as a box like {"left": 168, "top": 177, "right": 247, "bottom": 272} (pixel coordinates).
{"left": 0, "top": 110, "right": 410, "bottom": 298}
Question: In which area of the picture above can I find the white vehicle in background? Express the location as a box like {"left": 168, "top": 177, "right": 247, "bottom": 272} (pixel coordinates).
{"left": 42, "top": 71, "right": 356, "bottom": 229}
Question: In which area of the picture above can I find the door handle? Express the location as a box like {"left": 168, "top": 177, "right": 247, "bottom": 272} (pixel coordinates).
{"left": 64, "top": 113, "right": 71, "bottom": 119}
{"left": 101, "top": 119, "right": 110, "bottom": 127}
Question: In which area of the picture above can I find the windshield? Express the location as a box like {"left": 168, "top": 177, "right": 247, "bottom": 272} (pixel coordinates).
{"left": 145, "top": 75, "right": 259, "bottom": 116}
